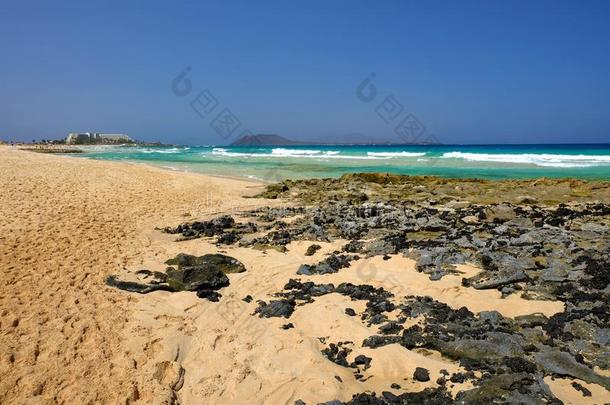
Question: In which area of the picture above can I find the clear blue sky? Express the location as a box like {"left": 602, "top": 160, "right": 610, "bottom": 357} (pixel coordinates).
{"left": 2, "top": 0, "right": 609, "bottom": 144}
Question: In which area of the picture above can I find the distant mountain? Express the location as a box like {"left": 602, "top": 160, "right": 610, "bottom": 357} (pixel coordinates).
{"left": 230, "top": 134, "right": 305, "bottom": 146}
{"left": 229, "top": 133, "right": 437, "bottom": 146}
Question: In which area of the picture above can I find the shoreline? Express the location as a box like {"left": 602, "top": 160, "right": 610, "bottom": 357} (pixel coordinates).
{"left": 23, "top": 145, "right": 610, "bottom": 184}
{"left": 16, "top": 142, "right": 610, "bottom": 182}
{"left": 19, "top": 145, "right": 271, "bottom": 185}
{"left": 1, "top": 146, "right": 609, "bottom": 404}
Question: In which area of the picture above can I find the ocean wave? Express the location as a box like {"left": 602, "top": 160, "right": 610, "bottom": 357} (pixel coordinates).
{"left": 139, "top": 147, "right": 182, "bottom": 154}
{"left": 442, "top": 152, "right": 610, "bottom": 168}
{"left": 210, "top": 148, "right": 387, "bottom": 160}
{"left": 211, "top": 147, "right": 259, "bottom": 158}
{"left": 210, "top": 147, "right": 254, "bottom": 157}
{"left": 271, "top": 148, "right": 324, "bottom": 155}
{"left": 367, "top": 151, "right": 427, "bottom": 157}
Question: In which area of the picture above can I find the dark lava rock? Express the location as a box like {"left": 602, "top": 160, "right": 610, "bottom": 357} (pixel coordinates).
{"left": 413, "top": 367, "right": 430, "bottom": 382}
{"left": 437, "top": 332, "right": 525, "bottom": 362}
{"left": 106, "top": 252, "right": 244, "bottom": 301}
{"left": 352, "top": 354, "right": 372, "bottom": 370}
{"left": 339, "top": 220, "right": 368, "bottom": 239}
{"left": 578, "top": 256, "right": 610, "bottom": 289}
{"left": 502, "top": 356, "right": 537, "bottom": 374}
{"left": 455, "top": 372, "right": 561, "bottom": 404}
{"left": 400, "top": 325, "right": 426, "bottom": 349}
{"left": 345, "top": 308, "right": 357, "bottom": 316}
{"left": 196, "top": 289, "right": 221, "bottom": 301}
{"left": 165, "top": 264, "right": 229, "bottom": 292}
{"left": 297, "top": 254, "right": 351, "bottom": 275}
{"left": 364, "top": 234, "right": 408, "bottom": 256}
{"left": 254, "top": 299, "right": 296, "bottom": 318}
{"left": 571, "top": 381, "right": 592, "bottom": 397}
{"left": 235, "top": 221, "right": 258, "bottom": 234}
{"left": 343, "top": 387, "right": 454, "bottom": 404}
{"left": 335, "top": 283, "right": 393, "bottom": 303}
{"left": 534, "top": 349, "right": 610, "bottom": 390}
{"left": 543, "top": 312, "right": 570, "bottom": 339}
{"left": 265, "top": 229, "right": 293, "bottom": 245}
{"left": 362, "top": 335, "right": 401, "bottom": 349}
{"left": 379, "top": 321, "right": 403, "bottom": 335}
{"left": 242, "top": 295, "right": 253, "bottom": 303}
{"left": 217, "top": 232, "right": 240, "bottom": 245}
{"left": 162, "top": 215, "right": 236, "bottom": 240}
{"left": 165, "top": 253, "right": 246, "bottom": 274}
{"left": 305, "top": 244, "right": 322, "bottom": 256}
{"left": 390, "top": 383, "right": 401, "bottom": 389}
{"left": 282, "top": 279, "right": 335, "bottom": 299}
{"left": 367, "top": 314, "right": 388, "bottom": 325}
{"left": 449, "top": 373, "right": 467, "bottom": 383}
{"left": 264, "top": 280, "right": 395, "bottom": 330}
{"left": 134, "top": 269, "right": 167, "bottom": 282}
{"left": 462, "top": 254, "right": 528, "bottom": 289}
{"left": 238, "top": 179, "right": 610, "bottom": 404}
{"left": 343, "top": 240, "right": 365, "bottom": 253}
{"left": 105, "top": 275, "right": 174, "bottom": 294}
{"left": 282, "top": 323, "right": 294, "bottom": 330}
{"left": 322, "top": 343, "right": 352, "bottom": 368}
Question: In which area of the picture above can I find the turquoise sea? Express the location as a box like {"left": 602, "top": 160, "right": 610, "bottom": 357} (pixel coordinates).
{"left": 75, "top": 144, "right": 610, "bottom": 182}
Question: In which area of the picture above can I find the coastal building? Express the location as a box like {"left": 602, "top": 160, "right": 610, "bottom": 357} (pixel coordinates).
{"left": 65, "top": 132, "right": 133, "bottom": 145}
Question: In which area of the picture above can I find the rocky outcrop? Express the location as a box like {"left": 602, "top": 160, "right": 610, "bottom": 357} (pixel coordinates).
{"left": 152, "top": 174, "right": 610, "bottom": 402}
{"left": 105, "top": 253, "right": 246, "bottom": 301}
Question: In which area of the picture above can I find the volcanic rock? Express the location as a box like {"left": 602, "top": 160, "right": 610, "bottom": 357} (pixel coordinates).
{"left": 413, "top": 367, "right": 430, "bottom": 382}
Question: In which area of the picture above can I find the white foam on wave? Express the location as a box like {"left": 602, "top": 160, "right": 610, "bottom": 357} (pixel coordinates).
{"left": 367, "top": 151, "right": 427, "bottom": 157}
{"left": 140, "top": 147, "right": 182, "bottom": 154}
{"left": 271, "top": 148, "right": 323, "bottom": 155}
{"left": 209, "top": 148, "right": 387, "bottom": 160}
{"left": 210, "top": 147, "right": 253, "bottom": 157}
{"left": 442, "top": 152, "right": 610, "bottom": 168}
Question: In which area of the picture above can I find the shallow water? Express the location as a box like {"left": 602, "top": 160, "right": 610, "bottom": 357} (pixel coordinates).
{"left": 74, "top": 144, "right": 610, "bottom": 181}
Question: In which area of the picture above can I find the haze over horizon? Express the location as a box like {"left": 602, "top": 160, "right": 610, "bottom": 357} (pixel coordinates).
{"left": 2, "top": 0, "right": 609, "bottom": 145}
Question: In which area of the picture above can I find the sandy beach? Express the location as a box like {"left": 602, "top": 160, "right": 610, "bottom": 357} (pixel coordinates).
{"left": 1, "top": 146, "right": 609, "bottom": 404}
{"left": 0, "top": 146, "right": 266, "bottom": 403}
{"left": 4, "top": 3, "right": 610, "bottom": 404}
